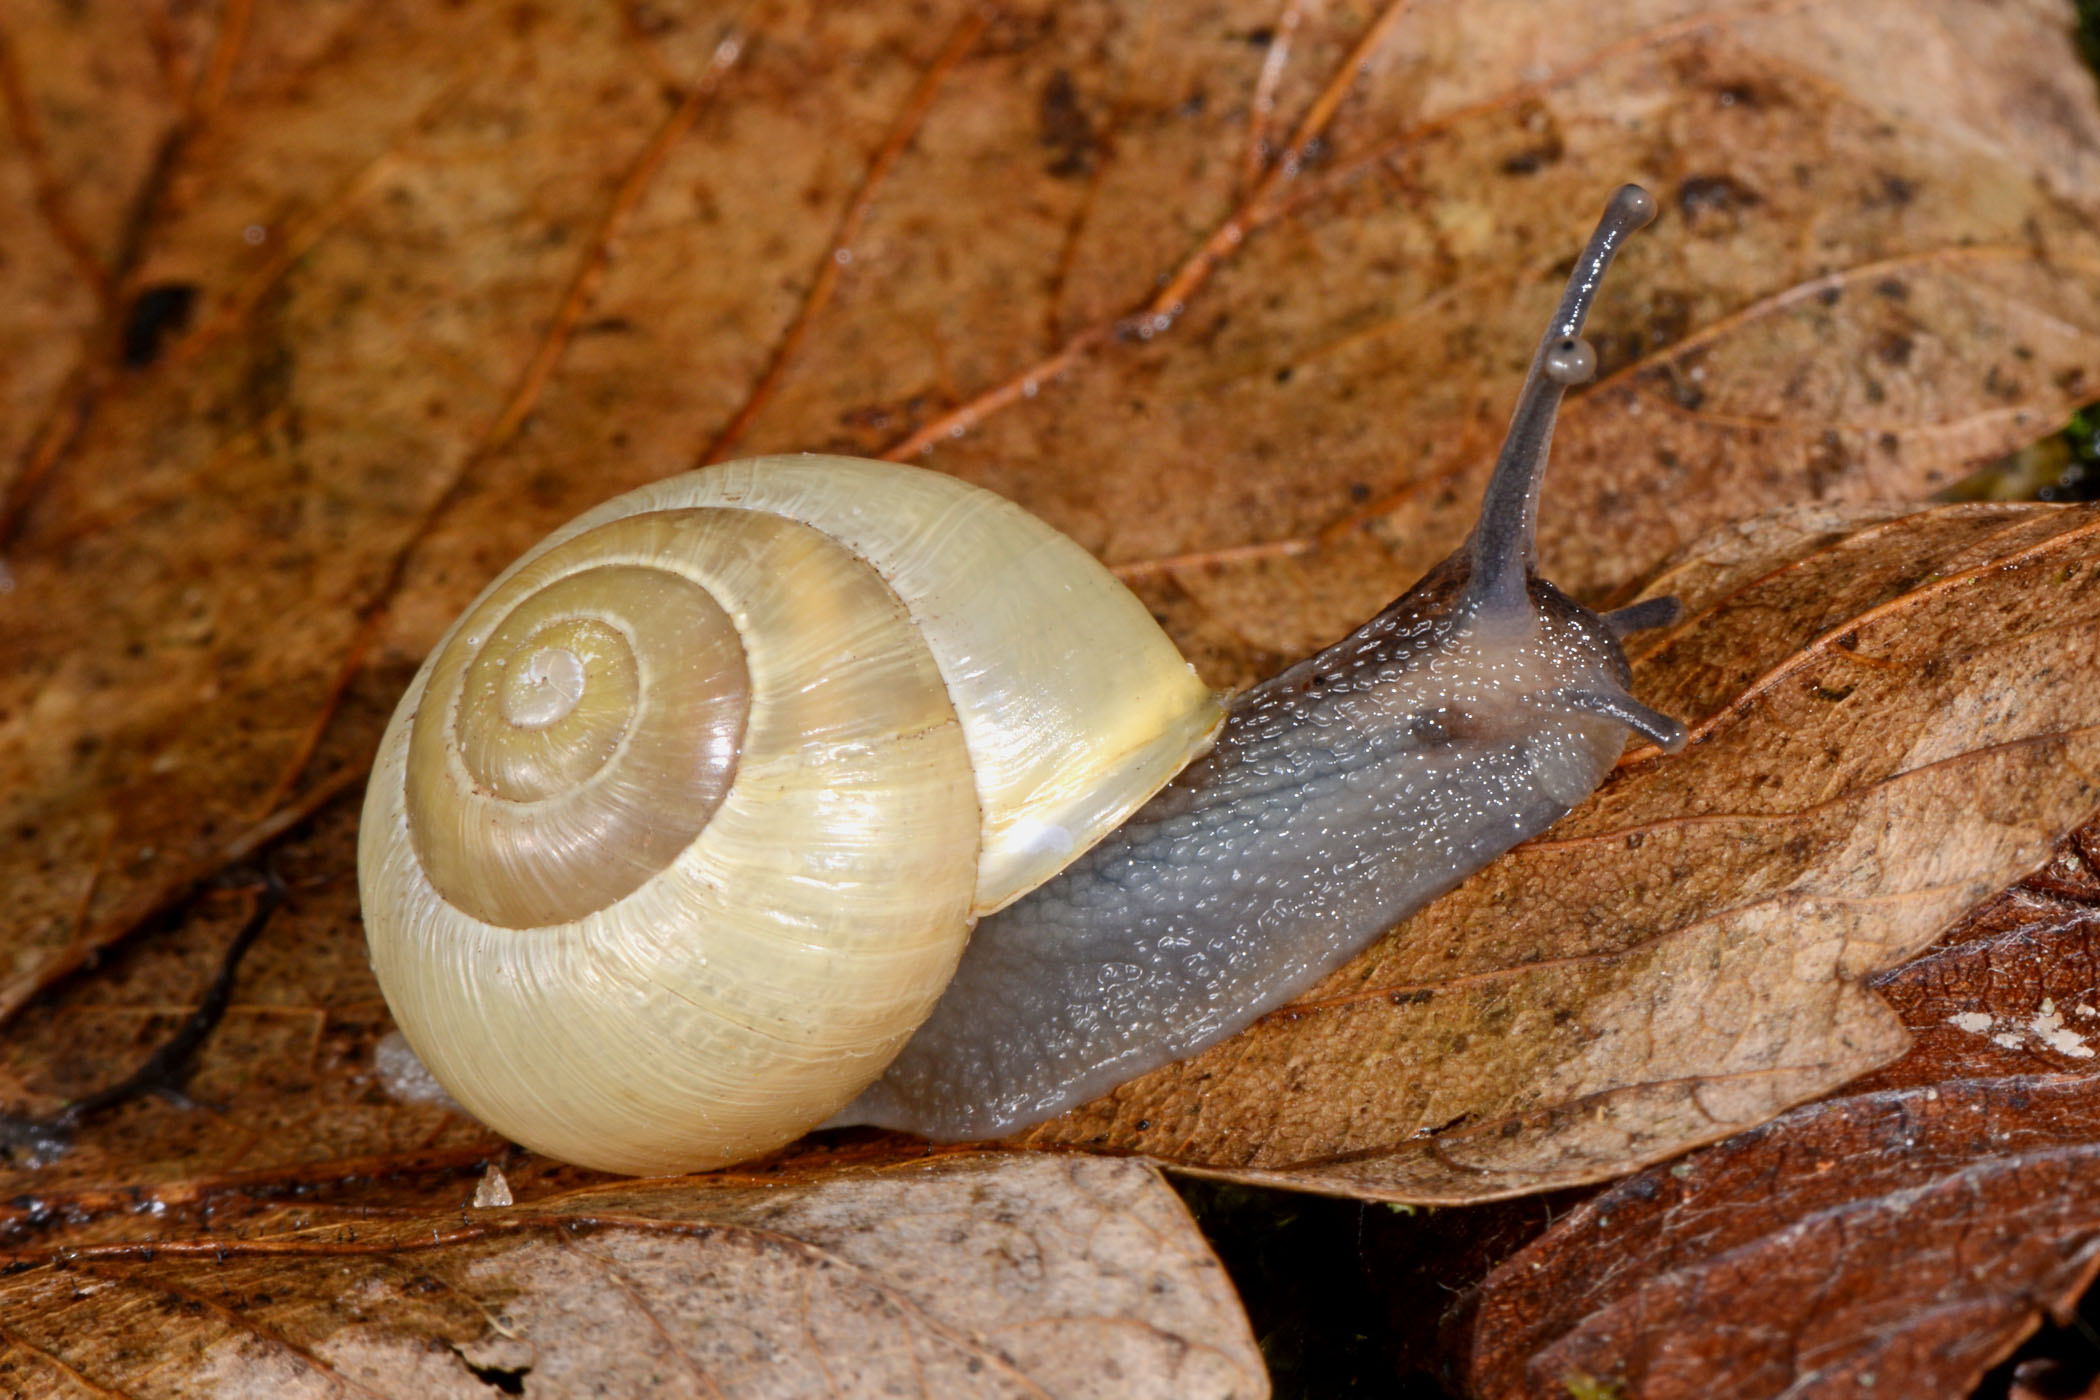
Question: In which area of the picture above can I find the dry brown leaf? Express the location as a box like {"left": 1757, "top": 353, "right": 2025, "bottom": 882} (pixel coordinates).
{"left": 1022, "top": 501, "right": 2100, "bottom": 1198}
{"left": 0, "top": 1153, "right": 1265, "bottom": 1399}
{"left": 7, "top": 0, "right": 2100, "bottom": 1029}
{"left": 1446, "top": 815, "right": 2100, "bottom": 1399}
{"left": 0, "top": 802, "right": 517, "bottom": 1211}
{"left": 2, "top": 4, "right": 2100, "bottom": 1385}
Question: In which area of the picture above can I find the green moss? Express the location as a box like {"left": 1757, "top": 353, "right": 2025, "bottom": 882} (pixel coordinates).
{"left": 2060, "top": 406, "right": 2100, "bottom": 502}
{"left": 1943, "top": 408, "right": 2100, "bottom": 503}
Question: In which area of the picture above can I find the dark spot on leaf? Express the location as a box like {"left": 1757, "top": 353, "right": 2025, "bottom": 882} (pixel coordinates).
{"left": 1038, "top": 71, "right": 1097, "bottom": 178}
{"left": 122, "top": 283, "right": 200, "bottom": 369}
{"left": 1666, "top": 368, "right": 1706, "bottom": 411}
{"left": 1677, "top": 174, "right": 1762, "bottom": 234}
{"left": 1807, "top": 429, "right": 1852, "bottom": 492}
{"left": 458, "top": 1353, "right": 529, "bottom": 1394}
{"left": 1502, "top": 129, "right": 1563, "bottom": 176}
{"left": 1870, "top": 172, "right": 1917, "bottom": 207}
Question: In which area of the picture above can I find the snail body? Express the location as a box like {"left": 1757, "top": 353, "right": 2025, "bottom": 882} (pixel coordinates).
{"left": 359, "top": 185, "right": 1683, "bottom": 1175}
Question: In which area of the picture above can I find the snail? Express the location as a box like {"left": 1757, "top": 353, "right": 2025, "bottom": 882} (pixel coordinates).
{"left": 359, "top": 184, "right": 1684, "bottom": 1176}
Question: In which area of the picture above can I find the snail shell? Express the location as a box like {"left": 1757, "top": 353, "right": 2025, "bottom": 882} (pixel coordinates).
{"left": 358, "top": 456, "right": 1222, "bottom": 1174}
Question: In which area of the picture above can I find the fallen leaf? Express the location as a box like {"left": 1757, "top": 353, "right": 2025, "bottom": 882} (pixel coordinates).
{"left": 1025, "top": 502, "right": 2100, "bottom": 1198}
{"left": 1447, "top": 812, "right": 2100, "bottom": 1399}
{"left": 0, "top": 1153, "right": 1267, "bottom": 1399}
{"left": 2, "top": 0, "right": 2100, "bottom": 1388}
{"left": 8, "top": 0, "right": 2100, "bottom": 1031}
{"left": 0, "top": 804, "right": 515, "bottom": 1218}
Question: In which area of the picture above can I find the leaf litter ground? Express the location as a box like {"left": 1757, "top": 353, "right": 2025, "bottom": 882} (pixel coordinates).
{"left": 6, "top": 1, "right": 2100, "bottom": 1396}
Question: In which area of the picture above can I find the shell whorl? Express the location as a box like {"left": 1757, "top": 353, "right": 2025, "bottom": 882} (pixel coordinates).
{"left": 404, "top": 516, "right": 752, "bottom": 929}
{"left": 358, "top": 456, "right": 1222, "bottom": 1175}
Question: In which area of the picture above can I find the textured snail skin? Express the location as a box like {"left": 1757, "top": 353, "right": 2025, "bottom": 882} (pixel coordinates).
{"left": 843, "top": 561, "right": 1648, "bottom": 1139}
{"left": 841, "top": 183, "right": 1685, "bottom": 1140}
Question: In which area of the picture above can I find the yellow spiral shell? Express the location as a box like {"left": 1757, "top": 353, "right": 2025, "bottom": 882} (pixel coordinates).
{"left": 358, "top": 456, "right": 1223, "bottom": 1174}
